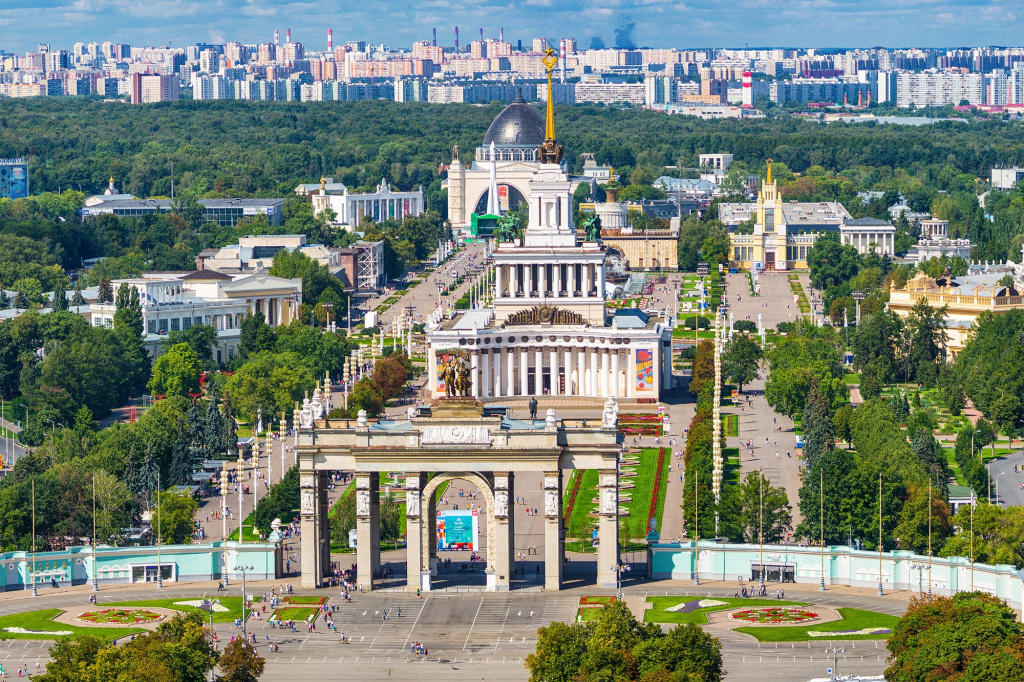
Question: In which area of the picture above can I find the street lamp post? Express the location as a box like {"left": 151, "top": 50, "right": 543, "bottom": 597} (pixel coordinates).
{"left": 157, "top": 471, "right": 163, "bottom": 588}
{"left": 819, "top": 469, "right": 825, "bottom": 591}
{"left": 852, "top": 290, "right": 865, "bottom": 327}
{"left": 877, "top": 472, "right": 883, "bottom": 597}
{"left": 825, "top": 645, "right": 845, "bottom": 678}
{"left": 199, "top": 599, "right": 216, "bottom": 682}
{"left": 234, "top": 564, "right": 255, "bottom": 640}
{"left": 693, "top": 475, "right": 699, "bottom": 586}
{"left": 92, "top": 474, "right": 99, "bottom": 592}
{"left": 31, "top": 478, "right": 37, "bottom": 597}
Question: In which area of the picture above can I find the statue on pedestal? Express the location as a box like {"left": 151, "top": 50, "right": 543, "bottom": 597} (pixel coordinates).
{"left": 529, "top": 396, "right": 539, "bottom": 420}
{"left": 298, "top": 398, "right": 314, "bottom": 429}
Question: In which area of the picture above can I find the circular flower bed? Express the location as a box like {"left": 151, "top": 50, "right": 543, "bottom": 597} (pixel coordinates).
{"left": 77, "top": 608, "right": 163, "bottom": 625}
{"left": 728, "top": 607, "right": 819, "bottom": 624}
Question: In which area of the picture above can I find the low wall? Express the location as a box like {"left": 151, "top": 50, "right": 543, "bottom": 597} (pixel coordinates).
{"left": 0, "top": 541, "right": 280, "bottom": 591}
{"left": 649, "top": 541, "right": 1024, "bottom": 612}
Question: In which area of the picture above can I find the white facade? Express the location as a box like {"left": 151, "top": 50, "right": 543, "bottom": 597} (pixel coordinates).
{"left": 311, "top": 178, "right": 424, "bottom": 230}
{"left": 992, "top": 167, "right": 1024, "bottom": 190}
{"left": 429, "top": 158, "right": 672, "bottom": 401}
{"left": 840, "top": 217, "right": 896, "bottom": 255}
{"left": 896, "top": 71, "right": 983, "bottom": 108}
{"left": 198, "top": 234, "right": 340, "bottom": 271}
{"left": 89, "top": 271, "right": 302, "bottom": 362}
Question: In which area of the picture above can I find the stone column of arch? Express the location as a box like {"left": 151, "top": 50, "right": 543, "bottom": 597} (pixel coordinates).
{"left": 405, "top": 472, "right": 427, "bottom": 592}
{"left": 597, "top": 468, "right": 620, "bottom": 588}
{"left": 544, "top": 471, "right": 564, "bottom": 590}
{"left": 355, "top": 472, "right": 380, "bottom": 592}
{"left": 300, "top": 466, "right": 328, "bottom": 588}
{"left": 492, "top": 472, "right": 515, "bottom": 591}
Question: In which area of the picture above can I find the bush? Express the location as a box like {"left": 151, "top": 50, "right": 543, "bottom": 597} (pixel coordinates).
{"left": 733, "top": 320, "right": 757, "bottom": 332}
{"left": 684, "top": 316, "right": 710, "bottom": 330}
{"left": 360, "top": 326, "right": 379, "bottom": 336}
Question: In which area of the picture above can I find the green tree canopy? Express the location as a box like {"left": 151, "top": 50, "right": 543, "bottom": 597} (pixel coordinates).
{"left": 148, "top": 343, "right": 201, "bottom": 397}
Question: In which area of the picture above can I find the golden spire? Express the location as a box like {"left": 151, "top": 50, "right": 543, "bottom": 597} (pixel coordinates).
{"left": 109, "top": 176, "right": 114, "bottom": 184}
{"left": 765, "top": 159, "right": 772, "bottom": 185}
{"left": 542, "top": 47, "right": 557, "bottom": 141}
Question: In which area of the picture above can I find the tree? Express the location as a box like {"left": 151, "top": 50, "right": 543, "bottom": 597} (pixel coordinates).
{"left": 894, "top": 485, "right": 952, "bottom": 555}
{"left": 113, "top": 283, "right": 143, "bottom": 337}
{"left": 70, "top": 280, "right": 85, "bottom": 309}
{"left": 51, "top": 279, "right": 68, "bottom": 312}
{"left": 148, "top": 343, "right": 201, "bottom": 397}
{"left": 800, "top": 378, "right": 835, "bottom": 469}
{"left": 379, "top": 492, "right": 402, "bottom": 546}
{"left": 990, "top": 393, "right": 1022, "bottom": 433}
{"left": 268, "top": 249, "right": 346, "bottom": 306}
{"left": 700, "top": 229, "right": 732, "bottom": 266}
{"left": 224, "top": 351, "right": 315, "bottom": 425}
{"left": 252, "top": 465, "right": 299, "bottom": 536}
{"left": 807, "top": 232, "right": 861, "bottom": 290}
{"left": 153, "top": 489, "right": 200, "bottom": 544}
{"left": 886, "top": 592, "right": 1024, "bottom": 681}
{"left": 633, "top": 622, "right": 725, "bottom": 682}
{"left": 735, "top": 470, "right": 792, "bottom": 543}
{"left": 217, "top": 639, "right": 266, "bottom": 682}
{"left": 330, "top": 491, "right": 356, "bottom": 549}
{"left": 832, "top": 404, "right": 853, "bottom": 448}
{"left": 0, "top": 288, "right": 8, "bottom": 310}
{"left": 722, "top": 335, "right": 761, "bottom": 392}
{"left": 239, "top": 313, "right": 277, "bottom": 359}
{"left": 13, "top": 288, "right": 29, "bottom": 309}
{"left": 97, "top": 276, "right": 113, "bottom": 303}
{"left": 372, "top": 356, "right": 407, "bottom": 401}
{"left": 164, "top": 324, "right": 218, "bottom": 364}
{"left": 526, "top": 621, "right": 591, "bottom": 682}
{"left": 348, "top": 377, "right": 383, "bottom": 417}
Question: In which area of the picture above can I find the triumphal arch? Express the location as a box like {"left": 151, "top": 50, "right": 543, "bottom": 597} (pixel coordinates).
{"left": 295, "top": 394, "right": 622, "bottom": 592}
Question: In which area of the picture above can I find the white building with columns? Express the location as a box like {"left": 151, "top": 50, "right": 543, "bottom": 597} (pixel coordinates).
{"left": 87, "top": 269, "right": 302, "bottom": 363}
{"left": 427, "top": 111, "right": 673, "bottom": 402}
{"left": 306, "top": 177, "right": 425, "bottom": 231}
{"left": 840, "top": 217, "right": 896, "bottom": 255}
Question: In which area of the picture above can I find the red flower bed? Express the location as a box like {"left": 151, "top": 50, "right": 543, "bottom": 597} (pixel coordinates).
{"left": 646, "top": 448, "right": 667, "bottom": 528}
{"left": 580, "top": 596, "right": 617, "bottom": 606}
{"left": 618, "top": 414, "right": 662, "bottom": 423}
{"left": 619, "top": 426, "right": 662, "bottom": 436}
{"left": 563, "top": 470, "right": 582, "bottom": 526}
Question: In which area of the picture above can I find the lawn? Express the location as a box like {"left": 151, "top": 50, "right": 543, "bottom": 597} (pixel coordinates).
{"left": 0, "top": 608, "right": 143, "bottom": 641}
{"left": 270, "top": 607, "right": 319, "bottom": 623}
{"left": 723, "top": 447, "right": 740, "bottom": 485}
{"left": 106, "top": 597, "right": 256, "bottom": 624}
{"left": 724, "top": 414, "right": 739, "bottom": 438}
{"left": 228, "top": 512, "right": 262, "bottom": 542}
{"left": 577, "top": 608, "right": 605, "bottom": 622}
{"left": 644, "top": 597, "right": 804, "bottom": 624}
{"left": 281, "top": 596, "right": 326, "bottom": 605}
{"left": 734, "top": 607, "right": 899, "bottom": 642}
{"left": 844, "top": 374, "right": 860, "bottom": 385}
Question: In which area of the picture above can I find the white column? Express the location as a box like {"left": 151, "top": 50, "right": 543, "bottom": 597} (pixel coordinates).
{"left": 525, "top": 264, "right": 533, "bottom": 298}
{"left": 481, "top": 350, "right": 490, "bottom": 398}
{"left": 611, "top": 349, "right": 620, "bottom": 398}
{"left": 550, "top": 346, "right": 559, "bottom": 395}
{"left": 538, "top": 264, "right": 547, "bottom": 298}
{"left": 553, "top": 264, "right": 561, "bottom": 296}
{"left": 567, "top": 263, "right": 575, "bottom": 298}
{"left": 589, "top": 349, "right": 598, "bottom": 397}
{"left": 471, "top": 351, "right": 480, "bottom": 398}
{"left": 506, "top": 348, "right": 515, "bottom": 397}
{"left": 600, "top": 348, "right": 610, "bottom": 397}
{"left": 566, "top": 347, "right": 575, "bottom": 396}
{"left": 599, "top": 263, "right": 607, "bottom": 299}
{"left": 535, "top": 347, "right": 544, "bottom": 394}
{"left": 495, "top": 265, "right": 504, "bottom": 298}
{"left": 577, "top": 348, "right": 586, "bottom": 395}
{"left": 519, "top": 347, "right": 528, "bottom": 396}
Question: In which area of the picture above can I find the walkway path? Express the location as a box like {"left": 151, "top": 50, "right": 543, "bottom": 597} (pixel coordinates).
{"left": 725, "top": 271, "right": 810, "bottom": 529}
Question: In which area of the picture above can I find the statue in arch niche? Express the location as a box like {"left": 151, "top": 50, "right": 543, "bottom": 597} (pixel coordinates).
{"left": 441, "top": 353, "right": 473, "bottom": 398}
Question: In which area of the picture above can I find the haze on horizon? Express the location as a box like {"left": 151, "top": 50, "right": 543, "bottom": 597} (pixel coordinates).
{"left": 0, "top": 0, "right": 1019, "bottom": 54}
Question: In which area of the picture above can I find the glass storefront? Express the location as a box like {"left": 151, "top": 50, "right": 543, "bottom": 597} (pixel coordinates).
{"left": 750, "top": 563, "right": 795, "bottom": 583}
{"left": 132, "top": 564, "right": 174, "bottom": 583}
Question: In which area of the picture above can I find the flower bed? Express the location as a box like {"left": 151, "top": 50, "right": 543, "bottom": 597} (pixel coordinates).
{"left": 729, "top": 608, "right": 819, "bottom": 624}
{"left": 77, "top": 609, "right": 163, "bottom": 625}
{"left": 617, "top": 414, "right": 662, "bottom": 424}
{"left": 579, "top": 596, "right": 616, "bottom": 606}
{"left": 646, "top": 448, "right": 667, "bottom": 526}
{"left": 563, "top": 470, "right": 582, "bottom": 526}
{"left": 619, "top": 426, "right": 662, "bottom": 436}
{"left": 281, "top": 596, "right": 326, "bottom": 606}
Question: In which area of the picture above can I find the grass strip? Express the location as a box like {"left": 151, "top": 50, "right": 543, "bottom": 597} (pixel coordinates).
{"left": 644, "top": 597, "right": 805, "bottom": 624}
{"left": 734, "top": 607, "right": 898, "bottom": 642}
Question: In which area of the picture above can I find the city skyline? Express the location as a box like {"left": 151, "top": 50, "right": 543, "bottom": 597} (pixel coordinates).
{"left": 0, "top": 0, "right": 1021, "bottom": 54}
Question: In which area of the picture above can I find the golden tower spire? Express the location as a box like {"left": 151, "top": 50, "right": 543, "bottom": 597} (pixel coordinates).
{"left": 542, "top": 47, "right": 557, "bottom": 141}
{"left": 766, "top": 159, "right": 773, "bottom": 185}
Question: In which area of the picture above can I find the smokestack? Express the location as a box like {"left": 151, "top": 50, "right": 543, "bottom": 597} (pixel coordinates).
{"left": 328, "top": 29, "right": 333, "bottom": 50}
{"left": 432, "top": 28, "right": 436, "bottom": 47}
{"left": 480, "top": 28, "right": 484, "bottom": 42}
{"left": 742, "top": 71, "right": 752, "bottom": 108}
{"left": 274, "top": 29, "right": 279, "bottom": 47}
{"left": 286, "top": 28, "right": 291, "bottom": 43}
{"left": 500, "top": 27, "right": 504, "bottom": 43}
{"left": 560, "top": 39, "right": 566, "bottom": 84}
{"left": 455, "top": 26, "right": 459, "bottom": 53}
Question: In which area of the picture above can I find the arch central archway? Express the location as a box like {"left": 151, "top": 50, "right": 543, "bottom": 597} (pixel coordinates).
{"left": 420, "top": 472, "right": 495, "bottom": 573}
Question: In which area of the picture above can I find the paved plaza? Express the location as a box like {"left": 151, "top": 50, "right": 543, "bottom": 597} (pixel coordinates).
{"left": 0, "top": 580, "right": 904, "bottom": 680}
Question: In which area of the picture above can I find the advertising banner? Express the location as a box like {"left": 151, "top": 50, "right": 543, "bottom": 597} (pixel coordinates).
{"left": 436, "top": 510, "right": 478, "bottom": 551}
{"left": 497, "top": 184, "right": 509, "bottom": 212}
{"left": 635, "top": 348, "right": 654, "bottom": 393}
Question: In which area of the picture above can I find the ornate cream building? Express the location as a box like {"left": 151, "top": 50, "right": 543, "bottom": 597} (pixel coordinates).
{"left": 428, "top": 65, "right": 674, "bottom": 402}
{"left": 722, "top": 163, "right": 851, "bottom": 270}
{"left": 888, "top": 270, "right": 1023, "bottom": 356}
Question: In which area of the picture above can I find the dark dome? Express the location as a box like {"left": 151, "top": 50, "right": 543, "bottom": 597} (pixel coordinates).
{"left": 483, "top": 96, "right": 545, "bottom": 147}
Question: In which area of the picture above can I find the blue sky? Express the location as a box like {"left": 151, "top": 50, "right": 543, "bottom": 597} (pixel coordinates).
{"left": 0, "top": 0, "right": 1020, "bottom": 54}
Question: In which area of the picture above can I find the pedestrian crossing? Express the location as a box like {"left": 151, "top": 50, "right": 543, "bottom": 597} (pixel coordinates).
{"left": 462, "top": 596, "right": 511, "bottom": 652}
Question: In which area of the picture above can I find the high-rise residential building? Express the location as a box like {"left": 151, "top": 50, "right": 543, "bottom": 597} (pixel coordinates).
{"left": 532, "top": 38, "right": 549, "bottom": 53}
{"left": 770, "top": 78, "right": 875, "bottom": 104}
{"left": 987, "top": 69, "right": 1009, "bottom": 105}
{"left": 131, "top": 73, "right": 180, "bottom": 104}
{"left": 470, "top": 40, "right": 487, "bottom": 59}
{"left": 394, "top": 78, "right": 429, "bottom": 102}
{"left": 645, "top": 75, "right": 676, "bottom": 106}
{"left": 224, "top": 42, "right": 249, "bottom": 66}
{"left": 44, "top": 50, "right": 69, "bottom": 73}
{"left": 199, "top": 49, "right": 220, "bottom": 74}
{"left": 896, "top": 71, "right": 983, "bottom": 107}
{"left": 1011, "top": 63, "right": 1024, "bottom": 104}
{"left": 282, "top": 42, "right": 305, "bottom": 62}
{"left": 877, "top": 71, "right": 898, "bottom": 104}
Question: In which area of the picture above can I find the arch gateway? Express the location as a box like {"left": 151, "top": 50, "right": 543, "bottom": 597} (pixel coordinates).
{"left": 296, "top": 398, "right": 621, "bottom": 591}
